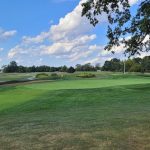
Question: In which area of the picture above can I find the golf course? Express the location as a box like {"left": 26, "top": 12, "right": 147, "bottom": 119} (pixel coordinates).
{"left": 0, "top": 0, "right": 149, "bottom": 149}
{"left": 0, "top": 72, "right": 150, "bottom": 150}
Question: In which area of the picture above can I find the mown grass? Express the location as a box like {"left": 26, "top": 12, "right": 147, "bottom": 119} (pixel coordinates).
{"left": 22, "top": 77, "right": 150, "bottom": 91}
{"left": 0, "top": 73, "right": 150, "bottom": 149}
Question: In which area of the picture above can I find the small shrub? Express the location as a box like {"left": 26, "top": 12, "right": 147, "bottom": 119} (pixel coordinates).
{"left": 51, "top": 73, "right": 58, "bottom": 77}
{"left": 49, "top": 73, "right": 60, "bottom": 80}
{"left": 76, "top": 73, "right": 96, "bottom": 78}
{"left": 36, "top": 73, "right": 49, "bottom": 79}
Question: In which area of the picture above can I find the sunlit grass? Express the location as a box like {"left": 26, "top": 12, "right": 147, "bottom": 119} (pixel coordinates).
{"left": 0, "top": 73, "right": 150, "bottom": 149}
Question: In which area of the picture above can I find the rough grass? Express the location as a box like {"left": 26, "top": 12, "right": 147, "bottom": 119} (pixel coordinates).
{"left": 76, "top": 73, "right": 96, "bottom": 78}
{"left": 0, "top": 73, "right": 33, "bottom": 82}
{"left": 0, "top": 73, "right": 150, "bottom": 149}
{"left": 35, "top": 73, "right": 49, "bottom": 79}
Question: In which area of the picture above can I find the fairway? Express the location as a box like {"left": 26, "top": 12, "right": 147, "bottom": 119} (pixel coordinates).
{"left": 0, "top": 73, "right": 150, "bottom": 150}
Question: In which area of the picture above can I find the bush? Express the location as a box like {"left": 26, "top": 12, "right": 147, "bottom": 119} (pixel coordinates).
{"left": 51, "top": 73, "right": 58, "bottom": 77}
{"left": 36, "top": 73, "right": 49, "bottom": 79}
{"left": 76, "top": 73, "right": 96, "bottom": 78}
{"left": 49, "top": 73, "right": 61, "bottom": 80}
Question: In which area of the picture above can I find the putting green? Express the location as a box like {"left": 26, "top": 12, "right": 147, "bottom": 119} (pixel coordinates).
{"left": 23, "top": 78, "right": 150, "bottom": 90}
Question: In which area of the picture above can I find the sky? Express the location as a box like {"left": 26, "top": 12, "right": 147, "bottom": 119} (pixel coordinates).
{"left": 0, "top": 0, "right": 147, "bottom": 67}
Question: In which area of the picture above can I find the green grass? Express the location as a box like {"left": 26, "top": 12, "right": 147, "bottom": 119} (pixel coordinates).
{"left": 0, "top": 73, "right": 35, "bottom": 82}
{"left": 0, "top": 73, "right": 150, "bottom": 149}
{"left": 22, "top": 77, "right": 150, "bottom": 90}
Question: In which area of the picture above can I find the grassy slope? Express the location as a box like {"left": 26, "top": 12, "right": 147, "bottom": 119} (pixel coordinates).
{"left": 0, "top": 73, "right": 33, "bottom": 82}
{"left": 0, "top": 74, "right": 150, "bottom": 149}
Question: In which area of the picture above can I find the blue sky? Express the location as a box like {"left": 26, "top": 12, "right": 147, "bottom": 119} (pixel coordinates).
{"left": 0, "top": 0, "right": 144, "bottom": 67}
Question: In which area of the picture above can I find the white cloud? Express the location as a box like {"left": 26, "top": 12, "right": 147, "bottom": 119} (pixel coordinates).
{"left": 8, "top": 0, "right": 97, "bottom": 62}
{"left": 68, "top": 46, "right": 95, "bottom": 62}
{"left": 8, "top": 45, "right": 25, "bottom": 59}
{"left": 22, "top": 32, "right": 50, "bottom": 44}
{"left": 7, "top": 0, "right": 140, "bottom": 65}
{"left": 0, "top": 28, "right": 17, "bottom": 41}
{"left": 43, "top": 34, "right": 96, "bottom": 55}
{"left": 83, "top": 57, "right": 101, "bottom": 65}
{"left": 8, "top": 44, "right": 47, "bottom": 59}
{"left": 0, "top": 48, "right": 3, "bottom": 51}
{"left": 129, "top": 0, "right": 139, "bottom": 5}
{"left": 100, "top": 44, "right": 125, "bottom": 56}
{"left": 50, "top": 1, "right": 93, "bottom": 42}
{"left": 143, "top": 35, "right": 149, "bottom": 43}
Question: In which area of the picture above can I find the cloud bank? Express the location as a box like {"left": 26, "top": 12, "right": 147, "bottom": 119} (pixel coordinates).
{"left": 8, "top": 0, "right": 141, "bottom": 65}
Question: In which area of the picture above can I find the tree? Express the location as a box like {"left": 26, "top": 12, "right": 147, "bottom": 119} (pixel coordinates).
{"left": 67, "top": 67, "right": 76, "bottom": 73}
{"left": 102, "top": 58, "right": 122, "bottom": 72}
{"left": 127, "top": 57, "right": 142, "bottom": 72}
{"left": 141, "top": 56, "right": 150, "bottom": 72}
{"left": 95, "top": 63, "right": 101, "bottom": 70}
{"left": 125, "top": 59, "right": 134, "bottom": 72}
{"left": 18, "top": 66, "right": 26, "bottom": 73}
{"left": 75, "top": 63, "right": 96, "bottom": 71}
{"left": 10, "top": 61, "right": 18, "bottom": 72}
{"left": 10, "top": 61, "right": 17, "bottom": 67}
{"left": 82, "top": 0, "right": 150, "bottom": 56}
{"left": 133, "top": 58, "right": 142, "bottom": 64}
{"left": 102, "top": 61, "right": 112, "bottom": 71}
{"left": 3, "top": 61, "right": 18, "bottom": 73}
{"left": 60, "top": 65, "right": 68, "bottom": 72}
{"left": 76, "top": 64, "right": 82, "bottom": 71}
{"left": 129, "top": 64, "right": 141, "bottom": 72}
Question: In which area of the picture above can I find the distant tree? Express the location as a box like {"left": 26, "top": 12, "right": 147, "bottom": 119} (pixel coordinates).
{"left": 95, "top": 63, "right": 101, "bottom": 70}
{"left": 132, "top": 58, "right": 142, "bottom": 65}
{"left": 102, "top": 58, "right": 122, "bottom": 71}
{"left": 18, "top": 66, "right": 26, "bottom": 73}
{"left": 67, "top": 67, "right": 76, "bottom": 73}
{"left": 102, "top": 61, "right": 112, "bottom": 71}
{"left": 36, "top": 66, "right": 51, "bottom": 72}
{"left": 141, "top": 56, "right": 150, "bottom": 72}
{"left": 2, "top": 65, "right": 7, "bottom": 73}
{"left": 127, "top": 57, "right": 142, "bottom": 72}
{"left": 60, "top": 65, "right": 68, "bottom": 72}
{"left": 10, "top": 61, "right": 18, "bottom": 72}
{"left": 111, "top": 58, "right": 122, "bottom": 71}
{"left": 10, "top": 61, "right": 17, "bottom": 67}
{"left": 50, "top": 67, "right": 58, "bottom": 72}
{"left": 75, "top": 63, "right": 96, "bottom": 71}
{"left": 30, "top": 66, "right": 36, "bottom": 72}
{"left": 76, "top": 64, "right": 82, "bottom": 71}
{"left": 3, "top": 61, "right": 18, "bottom": 73}
{"left": 125, "top": 59, "right": 134, "bottom": 72}
{"left": 129, "top": 64, "right": 142, "bottom": 72}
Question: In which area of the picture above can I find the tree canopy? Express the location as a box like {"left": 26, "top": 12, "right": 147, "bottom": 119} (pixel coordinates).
{"left": 82, "top": 0, "right": 150, "bottom": 56}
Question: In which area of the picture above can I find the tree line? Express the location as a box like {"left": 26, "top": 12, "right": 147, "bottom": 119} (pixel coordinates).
{"left": 1, "top": 56, "right": 150, "bottom": 73}
{"left": 102, "top": 56, "right": 150, "bottom": 73}
{"left": 1, "top": 61, "right": 100, "bottom": 73}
